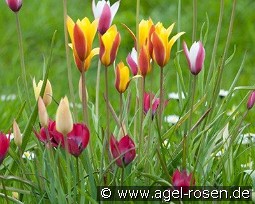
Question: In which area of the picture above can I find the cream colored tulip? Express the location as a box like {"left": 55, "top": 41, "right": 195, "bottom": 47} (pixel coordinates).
{"left": 13, "top": 120, "right": 22, "bottom": 147}
{"left": 33, "top": 78, "right": 52, "bottom": 106}
{"left": 38, "top": 96, "right": 49, "bottom": 128}
{"left": 56, "top": 96, "right": 73, "bottom": 135}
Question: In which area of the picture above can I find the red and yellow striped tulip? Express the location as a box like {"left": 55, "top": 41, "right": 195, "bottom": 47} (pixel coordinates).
{"left": 115, "top": 62, "right": 130, "bottom": 93}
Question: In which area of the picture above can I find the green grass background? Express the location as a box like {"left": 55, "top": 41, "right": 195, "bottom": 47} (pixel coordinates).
{"left": 0, "top": 0, "right": 255, "bottom": 130}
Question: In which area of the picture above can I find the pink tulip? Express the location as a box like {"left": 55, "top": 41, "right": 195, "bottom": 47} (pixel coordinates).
{"left": 172, "top": 169, "right": 194, "bottom": 192}
{"left": 183, "top": 41, "right": 205, "bottom": 75}
{"left": 110, "top": 135, "right": 136, "bottom": 168}
{"left": 126, "top": 48, "right": 138, "bottom": 76}
{"left": 0, "top": 133, "right": 10, "bottom": 165}
{"left": 247, "top": 91, "right": 255, "bottom": 110}
{"left": 92, "top": 0, "right": 120, "bottom": 34}
{"left": 65, "top": 123, "right": 90, "bottom": 157}
{"left": 6, "top": 0, "right": 22, "bottom": 12}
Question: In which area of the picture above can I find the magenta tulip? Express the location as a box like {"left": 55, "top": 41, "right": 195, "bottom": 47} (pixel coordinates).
{"left": 172, "top": 169, "right": 194, "bottom": 192}
{"left": 6, "top": 0, "right": 22, "bottom": 12}
{"left": 247, "top": 91, "right": 255, "bottom": 110}
{"left": 0, "top": 133, "right": 10, "bottom": 165}
{"left": 110, "top": 135, "right": 136, "bottom": 168}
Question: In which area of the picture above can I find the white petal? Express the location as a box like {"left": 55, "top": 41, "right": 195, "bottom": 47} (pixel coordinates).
{"left": 130, "top": 47, "right": 138, "bottom": 64}
{"left": 189, "top": 41, "right": 200, "bottom": 72}
{"left": 110, "top": 0, "right": 120, "bottom": 23}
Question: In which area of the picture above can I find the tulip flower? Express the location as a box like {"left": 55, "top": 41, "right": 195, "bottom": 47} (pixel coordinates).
{"left": 56, "top": 96, "right": 73, "bottom": 135}
{"left": 13, "top": 120, "right": 22, "bottom": 147}
{"left": 172, "top": 169, "right": 194, "bottom": 192}
{"left": 0, "top": 133, "right": 10, "bottom": 165}
{"left": 110, "top": 135, "right": 136, "bottom": 168}
{"left": 183, "top": 41, "right": 205, "bottom": 75}
{"left": 67, "top": 16, "right": 98, "bottom": 71}
{"left": 143, "top": 92, "right": 168, "bottom": 118}
{"left": 33, "top": 78, "right": 52, "bottom": 106}
{"left": 92, "top": 0, "right": 120, "bottom": 35}
{"left": 65, "top": 123, "right": 90, "bottom": 157}
{"left": 38, "top": 96, "right": 49, "bottom": 128}
{"left": 247, "top": 91, "right": 255, "bottom": 110}
{"left": 6, "top": 0, "right": 22, "bottom": 12}
{"left": 35, "top": 120, "right": 64, "bottom": 148}
{"left": 115, "top": 62, "right": 130, "bottom": 93}
{"left": 126, "top": 48, "right": 138, "bottom": 76}
{"left": 138, "top": 45, "right": 151, "bottom": 77}
{"left": 99, "top": 25, "right": 121, "bottom": 67}
{"left": 151, "top": 23, "right": 185, "bottom": 68}
{"left": 139, "top": 19, "right": 154, "bottom": 52}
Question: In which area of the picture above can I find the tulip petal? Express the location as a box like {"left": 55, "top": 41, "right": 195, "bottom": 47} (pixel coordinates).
{"left": 152, "top": 32, "right": 166, "bottom": 67}
{"left": 110, "top": 0, "right": 120, "bottom": 23}
{"left": 98, "top": 3, "right": 111, "bottom": 34}
{"left": 74, "top": 24, "right": 87, "bottom": 62}
{"left": 138, "top": 45, "right": 151, "bottom": 76}
{"left": 194, "top": 41, "right": 205, "bottom": 74}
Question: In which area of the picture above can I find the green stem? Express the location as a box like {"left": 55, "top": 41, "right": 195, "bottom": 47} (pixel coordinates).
{"left": 81, "top": 70, "right": 89, "bottom": 126}
{"left": 15, "top": 13, "right": 31, "bottom": 110}
{"left": 158, "top": 67, "right": 164, "bottom": 132}
{"left": 63, "top": 0, "right": 77, "bottom": 122}
{"left": 95, "top": 60, "right": 101, "bottom": 120}
{"left": 76, "top": 157, "right": 80, "bottom": 202}
{"left": 105, "top": 67, "right": 110, "bottom": 139}
{"left": 119, "top": 93, "right": 125, "bottom": 136}
{"left": 121, "top": 168, "right": 124, "bottom": 186}
{"left": 64, "top": 135, "right": 72, "bottom": 203}
{"left": 192, "top": 0, "right": 197, "bottom": 41}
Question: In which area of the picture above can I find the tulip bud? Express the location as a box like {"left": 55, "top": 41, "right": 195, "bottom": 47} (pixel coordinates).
{"left": 33, "top": 78, "right": 53, "bottom": 106}
{"left": 0, "top": 133, "right": 10, "bottom": 165}
{"left": 183, "top": 41, "right": 205, "bottom": 75}
{"left": 247, "top": 91, "right": 255, "bottom": 110}
{"left": 126, "top": 48, "right": 138, "bottom": 76}
{"left": 115, "top": 62, "right": 130, "bottom": 93}
{"left": 56, "top": 96, "right": 73, "bottom": 135}
{"left": 38, "top": 96, "right": 49, "bottom": 128}
{"left": 6, "top": 0, "right": 22, "bottom": 13}
{"left": 13, "top": 120, "right": 22, "bottom": 147}
{"left": 138, "top": 45, "right": 151, "bottom": 77}
{"left": 172, "top": 169, "right": 194, "bottom": 192}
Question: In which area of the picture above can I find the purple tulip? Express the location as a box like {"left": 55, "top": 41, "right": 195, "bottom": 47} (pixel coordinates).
{"left": 6, "top": 0, "right": 22, "bottom": 12}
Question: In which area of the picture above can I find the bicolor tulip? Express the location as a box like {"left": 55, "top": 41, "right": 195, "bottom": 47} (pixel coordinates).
{"left": 92, "top": 0, "right": 120, "bottom": 35}
{"left": 183, "top": 41, "right": 205, "bottom": 75}
{"left": 151, "top": 23, "right": 185, "bottom": 68}
{"left": 6, "top": 0, "right": 22, "bottom": 12}
{"left": 139, "top": 19, "right": 154, "bottom": 50}
{"left": 126, "top": 48, "right": 138, "bottom": 76}
{"left": 172, "top": 169, "right": 194, "bottom": 192}
{"left": 247, "top": 91, "right": 255, "bottom": 110}
{"left": 115, "top": 62, "right": 130, "bottom": 93}
{"left": 0, "top": 133, "right": 10, "bottom": 165}
{"left": 35, "top": 120, "right": 64, "bottom": 148}
{"left": 138, "top": 45, "right": 151, "bottom": 77}
{"left": 56, "top": 96, "right": 73, "bottom": 135}
{"left": 143, "top": 92, "right": 168, "bottom": 118}
{"left": 99, "top": 25, "right": 121, "bottom": 67}
{"left": 65, "top": 123, "right": 90, "bottom": 157}
{"left": 33, "top": 78, "right": 52, "bottom": 106}
{"left": 67, "top": 16, "right": 98, "bottom": 71}
{"left": 13, "top": 120, "right": 22, "bottom": 147}
{"left": 110, "top": 135, "right": 136, "bottom": 168}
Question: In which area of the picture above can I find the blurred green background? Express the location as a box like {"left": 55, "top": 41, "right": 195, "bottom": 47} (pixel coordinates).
{"left": 0, "top": 0, "right": 255, "bottom": 129}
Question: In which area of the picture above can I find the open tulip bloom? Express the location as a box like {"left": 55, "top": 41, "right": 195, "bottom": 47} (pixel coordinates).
{"left": 183, "top": 41, "right": 205, "bottom": 75}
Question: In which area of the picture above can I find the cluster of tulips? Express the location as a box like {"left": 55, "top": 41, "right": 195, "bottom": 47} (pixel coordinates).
{"left": 2, "top": 0, "right": 255, "bottom": 192}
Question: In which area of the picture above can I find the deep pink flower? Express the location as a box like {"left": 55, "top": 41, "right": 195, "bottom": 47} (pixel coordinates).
{"left": 110, "top": 135, "right": 136, "bottom": 168}
{"left": 65, "top": 123, "right": 90, "bottom": 157}
{"left": 92, "top": 0, "right": 120, "bottom": 34}
{"left": 172, "top": 169, "right": 194, "bottom": 192}
{"left": 6, "top": 0, "right": 22, "bottom": 12}
{"left": 0, "top": 133, "right": 10, "bottom": 165}
{"left": 183, "top": 41, "right": 205, "bottom": 75}
{"left": 35, "top": 120, "right": 64, "bottom": 148}
{"left": 126, "top": 48, "right": 138, "bottom": 76}
{"left": 247, "top": 91, "right": 255, "bottom": 110}
{"left": 143, "top": 92, "right": 169, "bottom": 118}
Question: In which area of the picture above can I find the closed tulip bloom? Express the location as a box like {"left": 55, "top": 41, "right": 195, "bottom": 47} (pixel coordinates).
{"left": 92, "top": 0, "right": 120, "bottom": 35}
{"left": 183, "top": 41, "right": 205, "bottom": 75}
{"left": 35, "top": 120, "right": 64, "bottom": 148}
{"left": 139, "top": 19, "right": 154, "bottom": 49}
{"left": 99, "top": 25, "right": 121, "bottom": 67}
{"left": 126, "top": 48, "right": 138, "bottom": 76}
{"left": 6, "top": 0, "right": 22, "bottom": 12}
{"left": 172, "top": 169, "right": 194, "bottom": 192}
{"left": 56, "top": 96, "right": 73, "bottom": 135}
{"left": 151, "top": 23, "right": 185, "bottom": 68}
{"left": 38, "top": 96, "right": 49, "bottom": 128}
{"left": 138, "top": 45, "right": 151, "bottom": 77}
{"left": 65, "top": 123, "right": 90, "bottom": 157}
{"left": 67, "top": 16, "right": 98, "bottom": 67}
{"left": 0, "top": 133, "right": 10, "bottom": 165}
{"left": 13, "top": 120, "right": 22, "bottom": 147}
{"left": 33, "top": 78, "right": 52, "bottom": 106}
{"left": 115, "top": 62, "right": 130, "bottom": 93}
{"left": 110, "top": 135, "right": 136, "bottom": 168}
{"left": 247, "top": 91, "right": 255, "bottom": 110}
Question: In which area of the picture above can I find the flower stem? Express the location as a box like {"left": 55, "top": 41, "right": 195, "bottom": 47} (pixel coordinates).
{"left": 105, "top": 67, "right": 110, "bottom": 139}
{"left": 158, "top": 67, "right": 164, "bottom": 132}
{"left": 192, "top": 0, "right": 197, "bottom": 41}
{"left": 81, "top": 70, "right": 89, "bottom": 126}
{"left": 63, "top": 0, "right": 77, "bottom": 122}
{"left": 182, "top": 75, "right": 197, "bottom": 169}
{"left": 96, "top": 60, "right": 101, "bottom": 120}
{"left": 15, "top": 13, "right": 30, "bottom": 110}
